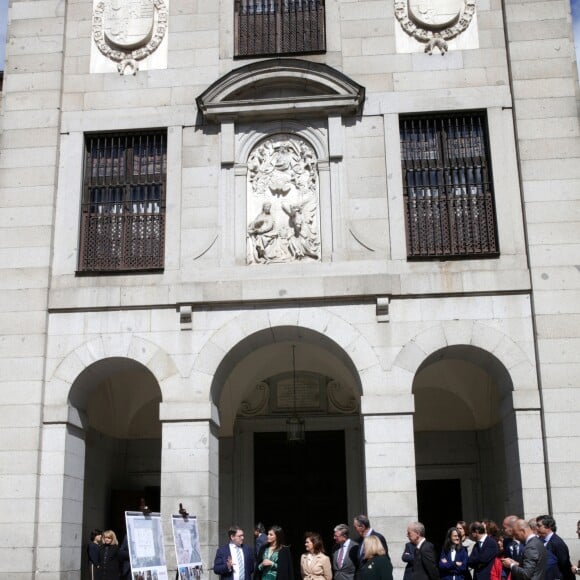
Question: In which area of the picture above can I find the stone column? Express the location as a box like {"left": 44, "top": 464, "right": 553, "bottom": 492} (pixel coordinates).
{"left": 160, "top": 405, "right": 220, "bottom": 573}
{"left": 362, "top": 410, "right": 417, "bottom": 570}
{"left": 35, "top": 420, "right": 86, "bottom": 580}
{"left": 508, "top": 391, "right": 549, "bottom": 516}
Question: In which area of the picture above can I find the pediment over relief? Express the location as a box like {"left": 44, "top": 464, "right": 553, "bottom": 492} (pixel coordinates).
{"left": 196, "top": 59, "right": 365, "bottom": 122}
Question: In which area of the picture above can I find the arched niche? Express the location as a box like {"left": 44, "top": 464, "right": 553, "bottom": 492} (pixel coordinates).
{"left": 196, "top": 59, "right": 365, "bottom": 264}
{"left": 412, "top": 345, "right": 523, "bottom": 540}
{"left": 70, "top": 356, "right": 162, "bottom": 438}
{"left": 208, "top": 324, "right": 365, "bottom": 545}
{"left": 210, "top": 325, "right": 363, "bottom": 436}
{"left": 69, "top": 357, "right": 163, "bottom": 566}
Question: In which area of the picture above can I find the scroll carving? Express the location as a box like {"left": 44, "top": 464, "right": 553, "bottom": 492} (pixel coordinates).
{"left": 395, "top": 0, "right": 476, "bottom": 55}
{"left": 327, "top": 381, "right": 358, "bottom": 414}
{"left": 240, "top": 382, "right": 270, "bottom": 417}
{"left": 247, "top": 136, "right": 321, "bottom": 264}
{"left": 93, "top": 0, "right": 168, "bottom": 75}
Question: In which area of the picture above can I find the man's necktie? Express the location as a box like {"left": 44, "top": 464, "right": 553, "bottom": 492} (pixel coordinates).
{"left": 237, "top": 547, "right": 245, "bottom": 580}
{"left": 338, "top": 546, "right": 345, "bottom": 568}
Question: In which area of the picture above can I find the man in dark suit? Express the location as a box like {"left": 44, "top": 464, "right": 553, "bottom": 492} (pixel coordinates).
{"left": 503, "top": 515, "right": 524, "bottom": 565}
{"left": 502, "top": 519, "right": 547, "bottom": 580}
{"left": 536, "top": 515, "right": 574, "bottom": 580}
{"left": 468, "top": 521, "right": 499, "bottom": 580}
{"left": 353, "top": 514, "right": 389, "bottom": 565}
{"left": 332, "top": 524, "right": 359, "bottom": 580}
{"left": 119, "top": 534, "right": 131, "bottom": 580}
{"left": 406, "top": 522, "right": 439, "bottom": 580}
{"left": 254, "top": 523, "right": 268, "bottom": 562}
{"left": 214, "top": 526, "right": 255, "bottom": 580}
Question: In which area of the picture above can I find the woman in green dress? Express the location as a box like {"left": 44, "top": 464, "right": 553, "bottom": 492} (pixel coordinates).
{"left": 256, "top": 525, "right": 294, "bottom": 580}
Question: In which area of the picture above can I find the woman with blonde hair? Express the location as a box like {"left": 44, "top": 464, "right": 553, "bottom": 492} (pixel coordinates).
{"left": 360, "top": 536, "right": 393, "bottom": 580}
{"left": 301, "top": 531, "right": 332, "bottom": 580}
{"left": 99, "top": 529, "right": 121, "bottom": 579}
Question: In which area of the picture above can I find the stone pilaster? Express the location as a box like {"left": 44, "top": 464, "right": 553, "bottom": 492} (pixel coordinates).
{"left": 160, "top": 414, "right": 220, "bottom": 572}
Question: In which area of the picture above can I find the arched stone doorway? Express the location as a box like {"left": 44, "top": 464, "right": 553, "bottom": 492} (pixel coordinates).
{"left": 69, "top": 357, "right": 163, "bottom": 577}
{"left": 211, "top": 325, "right": 364, "bottom": 554}
{"left": 412, "top": 345, "right": 523, "bottom": 548}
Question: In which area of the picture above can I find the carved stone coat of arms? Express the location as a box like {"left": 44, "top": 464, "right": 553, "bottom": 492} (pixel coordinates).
{"left": 395, "top": 0, "right": 476, "bottom": 54}
{"left": 93, "top": 0, "right": 168, "bottom": 74}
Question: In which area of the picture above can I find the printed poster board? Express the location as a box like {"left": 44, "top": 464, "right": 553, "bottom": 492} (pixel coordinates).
{"left": 125, "top": 511, "right": 169, "bottom": 580}
{"left": 172, "top": 514, "right": 202, "bottom": 580}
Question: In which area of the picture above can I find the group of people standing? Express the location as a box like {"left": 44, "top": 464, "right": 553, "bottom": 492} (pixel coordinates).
{"left": 213, "top": 515, "right": 392, "bottom": 580}
{"left": 402, "top": 515, "right": 578, "bottom": 580}
{"left": 213, "top": 514, "right": 579, "bottom": 580}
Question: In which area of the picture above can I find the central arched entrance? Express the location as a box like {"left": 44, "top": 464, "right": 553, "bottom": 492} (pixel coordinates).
{"left": 212, "top": 325, "right": 365, "bottom": 556}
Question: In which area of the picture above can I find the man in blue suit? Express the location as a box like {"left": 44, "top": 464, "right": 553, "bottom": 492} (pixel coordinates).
{"left": 468, "top": 521, "right": 499, "bottom": 580}
{"left": 536, "top": 515, "right": 574, "bottom": 580}
{"left": 353, "top": 514, "right": 389, "bottom": 565}
{"left": 214, "top": 526, "right": 255, "bottom": 580}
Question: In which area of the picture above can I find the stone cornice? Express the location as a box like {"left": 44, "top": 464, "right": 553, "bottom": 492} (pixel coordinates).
{"left": 196, "top": 58, "right": 365, "bottom": 122}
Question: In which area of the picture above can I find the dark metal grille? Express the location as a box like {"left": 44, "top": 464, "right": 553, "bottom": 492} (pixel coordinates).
{"left": 400, "top": 112, "right": 499, "bottom": 259}
{"left": 79, "top": 131, "right": 167, "bottom": 273}
{"left": 235, "top": 0, "right": 325, "bottom": 57}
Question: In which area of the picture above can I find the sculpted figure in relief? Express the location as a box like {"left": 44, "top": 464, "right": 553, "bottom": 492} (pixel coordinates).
{"left": 247, "top": 136, "right": 321, "bottom": 264}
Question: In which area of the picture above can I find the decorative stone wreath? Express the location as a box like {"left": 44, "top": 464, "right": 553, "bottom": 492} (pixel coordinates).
{"left": 93, "top": 0, "right": 168, "bottom": 75}
{"left": 394, "top": 0, "right": 476, "bottom": 55}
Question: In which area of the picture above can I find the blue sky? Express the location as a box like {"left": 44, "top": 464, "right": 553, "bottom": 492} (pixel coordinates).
{"left": 0, "top": 0, "right": 579, "bottom": 72}
{"left": 573, "top": 0, "right": 580, "bottom": 74}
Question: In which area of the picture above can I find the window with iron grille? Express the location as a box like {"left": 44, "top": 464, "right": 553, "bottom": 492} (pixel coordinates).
{"left": 400, "top": 112, "right": 499, "bottom": 259}
{"left": 78, "top": 131, "right": 167, "bottom": 273}
{"left": 235, "top": 0, "right": 325, "bottom": 58}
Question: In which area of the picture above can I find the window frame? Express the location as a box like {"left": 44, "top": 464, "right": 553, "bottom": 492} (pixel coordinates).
{"left": 77, "top": 130, "right": 167, "bottom": 275}
{"left": 234, "top": 0, "right": 326, "bottom": 58}
{"left": 399, "top": 111, "right": 499, "bottom": 260}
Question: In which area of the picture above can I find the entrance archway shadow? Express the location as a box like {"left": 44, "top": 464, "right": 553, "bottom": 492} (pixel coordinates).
{"left": 413, "top": 345, "right": 523, "bottom": 540}
{"left": 69, "top": 357, "right": 163, "bottom": 577}
{"left": 210, "top": 325, "right": 363, "bottom": 436}
{"left": 210, "top": 324, "right": 365, "bottom": 558}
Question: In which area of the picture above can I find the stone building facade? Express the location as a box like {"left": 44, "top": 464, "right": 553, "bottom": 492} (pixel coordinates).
{"left": 0, "top": 0, "right": 579, "bottom": 578}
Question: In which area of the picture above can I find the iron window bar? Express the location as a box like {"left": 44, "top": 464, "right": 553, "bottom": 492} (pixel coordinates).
{"left": 400, "top": 112, "right": 499, "bottom": 259}
{"left": 78, "top": 131, "right": 167, "bottom": 273}
{"left": 235, "top": 0, "right": 326, "bottom": 57}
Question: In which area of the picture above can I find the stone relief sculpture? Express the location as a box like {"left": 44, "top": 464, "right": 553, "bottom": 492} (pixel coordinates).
{"left": 247, "top": 136, "right": 321, "bottom": 264}
{"left": 238, "top": 377, "right": 359, "bottom": 418}
{"left": 395, "top": 0, "right": 476, "bottom": 55}
{"left": 93, "top": 0, "right": 168, "bottom": 75}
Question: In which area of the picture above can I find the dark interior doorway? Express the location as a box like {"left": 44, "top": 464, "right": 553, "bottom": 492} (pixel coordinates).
{"left": 109, "top": 487, "right": 161, "bottom": 540}
{"left": 254, "top": 430, "right": 348, "bottom": 574}
{"left": 417, "top": 478, "right": 462, "bottom": 554}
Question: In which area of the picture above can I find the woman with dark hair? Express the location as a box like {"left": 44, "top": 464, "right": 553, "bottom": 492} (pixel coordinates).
{"left": 439, "top": 527, "right": 469, "bottom": 580}
{"left": 301, "top": 532, "right": 332, "bottom": 580}
{"left": 360, "top": 536, "right": 393, "bottom": 580}
{"left": 490, "top": 534, "right": 509, "bottom": 580}
{"left": 256, "top": 525, "right": 294, "bottom": 580}
{"left": 87, "top": 529, "right": 102, "bottom": 580}
{"left": 456, "top": 522, "right": 475, "bottom": 555}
